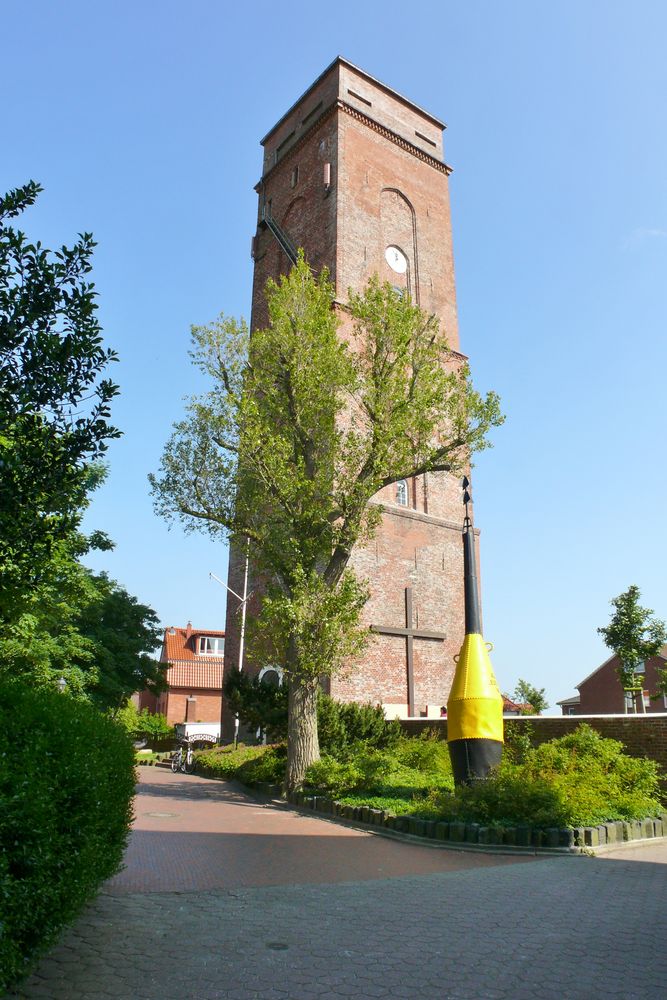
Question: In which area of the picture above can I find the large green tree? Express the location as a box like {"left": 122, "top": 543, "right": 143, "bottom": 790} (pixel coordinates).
{"left": 598, "top": 585, "right": 667, "bottom": 713}
{"left": 0, "top": 564, "right": 165, "bottom": 709}
{"left": 73, "top": 571, "right": 165, "bottom": 711}
{"left": 151, "top": 255, "right": 503, "bottom": 790}
{"left": 0, "top": 181, "right": 119, "bottom": 621}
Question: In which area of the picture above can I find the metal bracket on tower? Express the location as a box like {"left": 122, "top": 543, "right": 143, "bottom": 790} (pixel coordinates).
{"left": 260, "top": 196, "right": 298, "bottom": 265}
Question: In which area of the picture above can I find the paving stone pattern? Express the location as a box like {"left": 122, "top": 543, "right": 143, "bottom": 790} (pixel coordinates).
{"left": 8, "top": 771, "right": 667, "bottom": 999}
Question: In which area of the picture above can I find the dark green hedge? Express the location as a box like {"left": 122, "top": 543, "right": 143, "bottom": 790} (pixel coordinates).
{"left": 0, "top": 680, "right": 136, "bottom": 992}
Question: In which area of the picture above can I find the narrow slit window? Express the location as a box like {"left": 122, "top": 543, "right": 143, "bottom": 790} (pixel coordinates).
{"left": 347, "top": 88, "right": 372, "bottom": 107}
{"left": 301, "top": 101, "right": 323, "bottom": 128}
{"left": 415, "top": 129, "right": 437, "bottom": 148}
{"left": 276, "top": 130, "right": 295, "bottom": 160}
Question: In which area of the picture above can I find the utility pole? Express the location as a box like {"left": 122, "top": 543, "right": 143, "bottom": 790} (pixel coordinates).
{"left": 210, "top": 537, "right": 251, "bottom": 745}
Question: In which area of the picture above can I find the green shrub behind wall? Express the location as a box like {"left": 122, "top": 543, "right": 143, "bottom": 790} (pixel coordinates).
{"left": 0, "top": 680, "right": 136, "bottom": 992}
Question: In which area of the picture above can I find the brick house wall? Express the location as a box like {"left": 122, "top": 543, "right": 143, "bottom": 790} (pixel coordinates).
{"left": 223, "top": 58, "right": 475, "bottom": 736}
{"left": 558, "top": 648, "right": 667, "bottom": 715}
{"left": 576, "top": 652, "right": 667, "bottom": 714}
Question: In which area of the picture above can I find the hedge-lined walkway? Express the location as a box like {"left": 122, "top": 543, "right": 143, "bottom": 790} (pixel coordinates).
{"left": 8, "top": 768, "right": 667, "bottom": 999}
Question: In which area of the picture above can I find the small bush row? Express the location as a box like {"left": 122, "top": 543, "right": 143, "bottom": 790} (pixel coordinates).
{"left": 195, "top": 743, "right": 287, "bottom": 786}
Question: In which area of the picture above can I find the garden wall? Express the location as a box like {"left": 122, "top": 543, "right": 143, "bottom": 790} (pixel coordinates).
{"left": 400, "top": 714, "right": 667, "bottom": 778}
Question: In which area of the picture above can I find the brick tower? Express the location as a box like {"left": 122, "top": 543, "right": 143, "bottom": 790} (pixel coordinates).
{"left": 223, "top": 57, "right": 475, "bottom": 732}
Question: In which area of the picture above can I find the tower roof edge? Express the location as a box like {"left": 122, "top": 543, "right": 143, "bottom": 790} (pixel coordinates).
{"left": 260, "top": 56, "right": 446, "bottom": 147}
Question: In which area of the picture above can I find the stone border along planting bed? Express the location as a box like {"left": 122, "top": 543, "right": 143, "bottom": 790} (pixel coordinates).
{"left": 272, "top": 788, "right": 667, "bottom": 854}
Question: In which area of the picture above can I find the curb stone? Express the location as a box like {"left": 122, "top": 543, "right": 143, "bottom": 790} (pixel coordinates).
{"left": 278, "top": 791, "right": 667, "bottom": 857}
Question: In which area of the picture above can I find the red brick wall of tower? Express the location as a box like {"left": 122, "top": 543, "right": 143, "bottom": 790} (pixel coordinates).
{"left": 223, "top": 59, "right": 478, "bottom": 735}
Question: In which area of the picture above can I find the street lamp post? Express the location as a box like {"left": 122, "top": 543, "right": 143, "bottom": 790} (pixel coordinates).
{"left": 210, "top": 537, "right": 251, "bottom": 746}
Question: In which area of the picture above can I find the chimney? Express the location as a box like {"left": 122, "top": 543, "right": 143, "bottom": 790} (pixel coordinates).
{"left": 186, "top": 621, "right": 192, "bottom": 638}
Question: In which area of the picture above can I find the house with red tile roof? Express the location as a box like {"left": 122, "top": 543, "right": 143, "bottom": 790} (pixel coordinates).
{"left": 139, "top": 622, "right": 224, "bottom": 726}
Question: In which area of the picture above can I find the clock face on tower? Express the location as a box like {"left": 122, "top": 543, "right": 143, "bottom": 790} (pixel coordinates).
{"left": 385, "top": 245, "right": 408, "bottom": 274}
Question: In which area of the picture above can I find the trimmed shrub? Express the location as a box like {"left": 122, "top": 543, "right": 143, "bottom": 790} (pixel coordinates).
{"left": 392, "top": 728, "right": 452, "bottom": 773}
{"left": 423, "top": 724, "right": 662, "bottom": 828}
{"left": 195, "top": 743, "right": 270, "bottom": 780}
{"left": 317, "top": 695, "right": 401, "bottom": 757}
{"left": 304, "top": 734, "right": 454, "bottom": 804}
{"left": 195, "top": 743, "right": 287, "bottom": 786}
{"left": 0, "top": 679, "right": 135, "bottom": 993}
{"left": 304, "top": 755, "right": 363, "bottom": 798}
{"left": 236, "top": 744, "right": 287, "bottom": 786}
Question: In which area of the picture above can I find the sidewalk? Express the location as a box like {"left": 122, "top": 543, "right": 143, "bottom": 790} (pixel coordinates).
{"left": 9, "top": 768, "right": 667, "bottom": 999}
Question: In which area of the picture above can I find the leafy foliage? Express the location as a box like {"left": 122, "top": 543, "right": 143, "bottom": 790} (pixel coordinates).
{"left": 224, "top": 667, "right": 289, "bottom": 742}
{"left": 598, "top": 585, "right": 667, "bottom": 691}
{"left": 512, "top": 679, "right": 549, "bottom": 715}
{"left": 317, "top": 695, "right": 402, "bottom": 757}
{"left": 223, "top": 676, "right": 401, "bottom": 758}
{"left": 0, "top": 183, "right": 119, "bottom": 620}
{"left": 235, "top": 744, "right": 287, "bottom": 785}
{"left": 195, "top": 743, "right": 272, "bottom": 781}
{"left": 502, "top": 720, "right": 535, "bottom": 764}
{"left": 424, "top": 724, "right": 662, "bottom": 827}
{"left": 303, "top": 756, "right": 364, "bottom": 798}
{"left": 0, "top": 679, "right": 135, "bottom": 992}
{"left": 0, "top": 568, "right": 164, "bottom": 709}
{"left": 115, "top": 702, "right": 174, "bottom": 740}
{"left": 305, "top": 729, "right": 454, "bottom": 804}
{"left": 73, "top": 572, "right": 164, "bottom": 710}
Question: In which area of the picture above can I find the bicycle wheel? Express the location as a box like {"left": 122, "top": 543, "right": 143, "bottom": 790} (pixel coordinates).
{"left": 183, "top": 752, "right": 196, "bottom": 774}
{"left": 171, "top": 752, "right": 181, "bottom": 773}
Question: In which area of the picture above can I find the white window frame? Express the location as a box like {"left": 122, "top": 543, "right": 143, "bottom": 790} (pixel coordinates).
{"left": 396, "top": 480, "right": 409, "bottom": 506}
{"left": 198, "top": 636, "right": 224, "bottom": 656}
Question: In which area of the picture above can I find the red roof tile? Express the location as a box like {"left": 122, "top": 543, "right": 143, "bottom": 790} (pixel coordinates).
{"left": 159, "top": 626, "right": 225, "bottom": 690}
{"left": 167, "top": 661, "right": 223, "bottom": 689}
{"left": 161, "top": 626, "right": 225, "bottom": 664}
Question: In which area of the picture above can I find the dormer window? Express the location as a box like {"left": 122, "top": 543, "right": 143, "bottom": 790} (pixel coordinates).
{"left": 198, "top": 636, "right": 224, "bottom": 655}
{"left": 396, "top": 480, "right": 409, "bottom": 506}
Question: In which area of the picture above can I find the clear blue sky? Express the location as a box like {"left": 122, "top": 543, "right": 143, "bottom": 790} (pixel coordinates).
{"left": 5, "top": 1, "right": 666, "bottom": 711}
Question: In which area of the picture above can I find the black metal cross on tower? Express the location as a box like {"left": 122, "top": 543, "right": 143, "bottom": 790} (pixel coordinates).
{"left": 370, "top": 587, "right": 446, "bottom": 717}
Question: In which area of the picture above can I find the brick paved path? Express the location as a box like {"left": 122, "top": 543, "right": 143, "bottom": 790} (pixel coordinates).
{"left": 9, "top": 768, "right": 667, "bottom": 999}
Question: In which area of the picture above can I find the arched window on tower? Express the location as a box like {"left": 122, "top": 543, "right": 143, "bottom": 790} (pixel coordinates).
{"left": 396, "top": 480, "right": 409, "bottom": 506}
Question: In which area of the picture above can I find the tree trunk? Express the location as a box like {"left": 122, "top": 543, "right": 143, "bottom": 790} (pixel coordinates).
{"left": 285, "top": 667, "right": 320, "bottom": 794}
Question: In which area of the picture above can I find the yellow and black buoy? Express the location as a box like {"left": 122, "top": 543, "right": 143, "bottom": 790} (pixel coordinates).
{"left": 447, "top": 478, "right": 503, "bottom": 784}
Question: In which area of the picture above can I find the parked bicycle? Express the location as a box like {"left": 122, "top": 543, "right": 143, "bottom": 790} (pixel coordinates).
{"left": 171, "top": 742, "right": 196, "bottom": 774}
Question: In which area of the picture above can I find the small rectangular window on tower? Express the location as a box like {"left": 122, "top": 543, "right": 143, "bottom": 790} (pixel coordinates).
{"left": 415, "top": 130, "right": 437, "bottom": 148}
{"left": 347, "top": 88, "right": 372, "bottom": 108}
{"left": 290, "top": 165, "right": 299, "bottom": 188}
